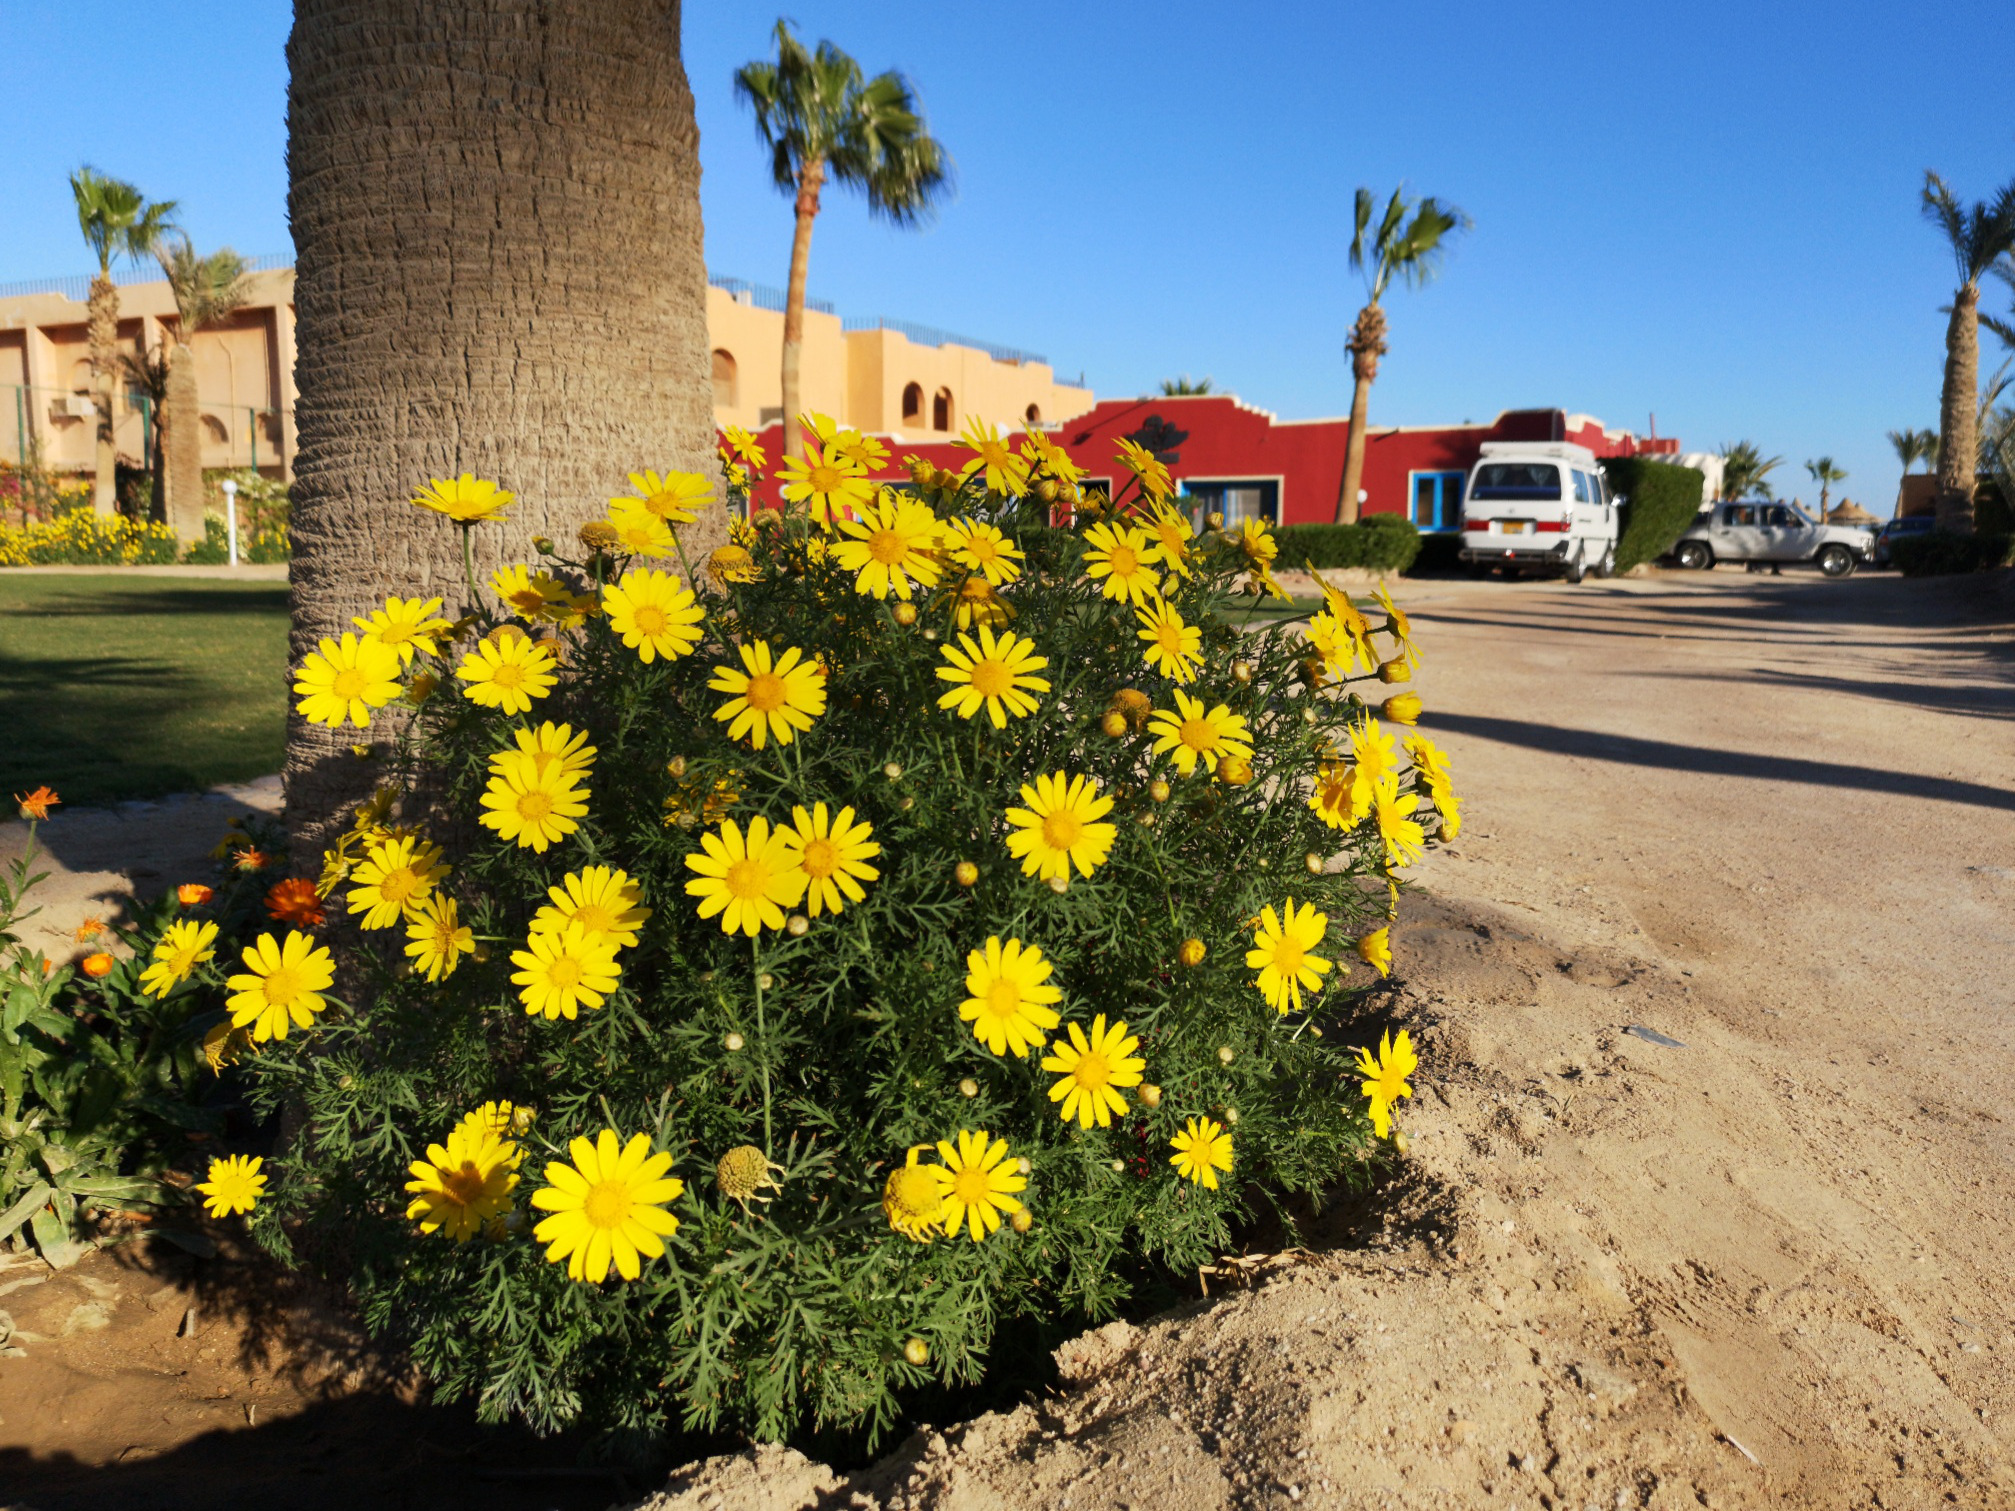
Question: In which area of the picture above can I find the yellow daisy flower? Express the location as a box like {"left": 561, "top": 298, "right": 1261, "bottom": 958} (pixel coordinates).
{"left": 1404, "top": 733, "right": 1452, "bottom": 793}
{"left": 708, "top": 542, "right": 759, "bottom": 584}
{"left": 935, "top": 626, "right": 1051, "bottom": 728}
{"left": 294, "top": 632, "right": 404, "bottom": 729}
{"left": 946, "top": 574, "right": 1016, "bottom": 629}
{"left": 1246, "top": 897, "right": 1332, "bottom": 1013}
{"left": 955, "top": 418, "right": 1031, "bottom": 496}
{"left": 1318, "top": 588, "right": 1379, "bottom": 673}
{"left": 606, "top": 501, "right": 678, "bottom": 558}
{"left": 456, "top": 634, "right": 557, "bottom": 715}
{"left": 138, "top": 918, "right": 219, "bottom": 999}
{"left": 461, "top": 1100, "right": 534, "bottom": 1142}
{"left": 1355, "top": 1028, "right": 1417, "bottom": 1138}
{"left": 530, "top": 1129, "right": 684, "bottom": 1283}
{"left": 1144, "top": 501, "right": 1194, "bottom": 578}
{"left": 1309, "top": 760, "right": 1371, "bottom": 829}
{"left": 404, "top": 1122, "right": 519, "bottom": 1242}
{"left": 1235, "top": 515, "right": 1279, "bottom": 573}
{"left": 346, "top": 834, "right": 449, "bottom": 930}
{"left": 1041, "top": 1014, "right": 1145, "bottom": 1128}
{"left": 1356, "top": 925, "right": 1393, "bottom": 978}
{"left": 612, "top": 468, "right": 711, "bottom": 526}
{"left": 531, "top": 865, "right": 652, "bottom": 949}
{"left": 1135, "top": 600, "right": 1202, "bottom": 683}
{"left": 412, "top": 473, "right": 513, "bottom": 523}
{"left": 1114, "top": 438, "right": 1172, "bottom": 500}
{"left": 777, "top": 439, "right": 875, "bottom": 524}
{"left": 708, "top": 639, "right": 827, "bottom": 749}
{"left": 1146, "top": 689, "right": 1254, "bottom": 777}
{"left": 1081, "top": 521, "right": 1162, "bottom": 608}
{"left": 1431, "top": 785, "right": 1462, "bottom": 840}
{"left": 1020, "top": 425, "right": 1085, "bottom": 487}
{"left": 602, "top": 568, "right": 704, "bottom": 664}
{"left": 829, "top": 429, "right": 890, "bottom": 471}
{"left": 1382, "top": 691, "right": 1422, "bottom": 726}
{"left": 1374, "top": 582, "right": 1421, "bottom": 670}
{"left": 682, "top": 815, "right": 809, "bottom": 936}
{"left": 490, "top": 564, "right": 575, "bottom": 623}
{"left": 225, "top": 930, "right": 335, "bottom": 1043}
{"left": 831, "top": 492, "right": 944, "bottom": 600}
{"left": 943, "top": 517, "right": 1025, "bottom": 585}
{"left": 782, "top": 803, "right": 881, "bottom": 918}
{"left": 934, "top": 1129, "right": 1027, "bottom": 1240}
{"left": 882, "top": 1147, "right": 952, "bottom": 1242}
{"left": 195, "top": 1154, "right": 266, "bottom": 1218}
{"left": 960, "top": 937, "right": 1063, "bottom": 1058}
{"left": 494, "top": 721, "right": 598, "bottom": 787}
{"left": 1003, "top": 770, "right": 1117, "bottom": 881}
{"left": 1373, "top": 774, "right": 1426, "bottom": 867}
{"left": 478, "top": 764, "right": 588, "bottom": 852}
{"left": 721, "top": 426, "right": 768, "bottom": 470}
{"left": 1350, "top": 715, "right": 1401, "bottom": 791}
{"left": 1169, "top": 1116, "right": 1234, "bottom": 1191}
{"left": 511, "top": 921, "right": 622, "bottom": 1020}
{"left": 351, "top": 595, "right": 452, "bottom": 665}
{"left": 404, "top": 895, "right": 475, "bottom": 982}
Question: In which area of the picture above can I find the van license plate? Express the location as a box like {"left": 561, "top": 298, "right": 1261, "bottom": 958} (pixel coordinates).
{"left": 1500, "top": 520, "right": 1529, "bottom": 535}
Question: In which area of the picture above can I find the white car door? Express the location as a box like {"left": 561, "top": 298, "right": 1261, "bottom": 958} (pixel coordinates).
{"left": 1764, "top": 504, "right": 1818, "bottom": 561}
{"left": 1717, "top": 504, "right": 1763, "bottom": 560}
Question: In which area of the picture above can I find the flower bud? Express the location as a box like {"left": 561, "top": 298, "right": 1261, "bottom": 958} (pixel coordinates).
{"left": 1218, "top": 756, "right": 1254, "bottom": 787}
{"left": 904, "top": 1337, "right": 930, "bottom": 1366}
{"left": 1217, "top": 1045, "right": 1236, "bottom": 1065}
{"left": 1100, "top": 710, "right": 1128, "bottom": 738}
{"left": 1149, "top": 779, "right": 1172, "bottom": 803}
{"left": 1393, "top": 1131, "right": 1411, "bottom": 1155}
{"left": 667, "top": 755, "right": 688, "bottom": 778}
{"left": 1377, "top": 658, "right": 1409, "bottom": 684}
{"left": 757, "top": 972, "right": 774, "bottom": 992}
{"left": 1010, "top": 1208, "right": 1034, "bottom": 1233}
{"left": 1304, "top": 852, "right": 1324, "bottom": 875}
{"left": 786, "top": 914, "right": 809, "bottom": 936}
{"left": 954, "top": 860, "right": 979, "bottom": 887}
{"left": 82, "top": 952, "right": 113, "bottom": 978}
{"left": 1381, "top": 692, "right": 1422, "bottom": 726}
{"left": 724, "top": 1031, "right": 745, "bottom": 1051}
{"left": 883, "top": 763, "right": 903, "bottom": 780}
{"left": 1177, "top": 938, "right": 1206, "bottom": 968}
{"left": 893, "top": 601, "right": 919, "bottom": 626}
{"left": 1207, "top": 511, "right": 1225, "bottom": 530}
{"left": 1231, "top": 660, "right": 1253, "bottom": 683}
{"left": 1037, "top": 479, "right": 1059, "bottom": 502}
{"left": 1016, "top": 1156, "right": 1032, "bottom": 1175}
{"left": 578, "top": 521, "right": 620, "bottom": 551}
{"left": 958, "top": 1078, "right": 979, "bottom": 1098}
{"left": 1046, "top": 875, "right": 1069, "bottom": 894}
{"left": 909, "top": 457, "right": 935, "bottom": 488}
{"left": 1110, "top": 1159, "right": 1126, "bottom": 1173}
{"left": 531, "top": 535, "right": 555, "bottom": 555}
{"left": 1222, "top": 1107, "right": 1239, "bottom": 1126}
{"left": 1138, "top": 1083, "right": 1163, "bottom": 1109}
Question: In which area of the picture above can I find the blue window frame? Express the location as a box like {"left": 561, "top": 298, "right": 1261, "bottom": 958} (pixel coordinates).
{"left": 1179, "top": 479, "right": 1280, "bottom": 530}
{"left": 1410, "top": 471, "right": 1465, "bottom": 531}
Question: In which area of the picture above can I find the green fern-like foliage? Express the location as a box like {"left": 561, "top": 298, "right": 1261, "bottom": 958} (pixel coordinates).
{"left": 243, "top": 435, "right": 1446, "bottom": 1444}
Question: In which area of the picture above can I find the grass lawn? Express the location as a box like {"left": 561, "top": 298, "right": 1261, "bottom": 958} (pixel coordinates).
{"left": 0, "top": 574, "right": 290, "bottom": 806}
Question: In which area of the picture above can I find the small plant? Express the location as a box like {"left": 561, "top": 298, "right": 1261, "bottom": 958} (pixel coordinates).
{"left": 236, "top": 420, "right": 1459, "bottom": 1444}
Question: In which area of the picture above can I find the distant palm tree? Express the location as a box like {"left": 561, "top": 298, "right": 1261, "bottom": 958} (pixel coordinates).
{"left": 736, "top": 21, "right": 951, "bottom": 460}
{"left": 1334, "top": 186, "right": 1469, "bottom": 522}
{"left": 155, "top": 238, "right": 249, "bottom": 540}
{"left": 68, "top": 167, "right": 177, "bottom": 514}
{"left": 1887, "top": 428, "right": 1939, "bottom": 473}
{"left": 117, "top": 341, "right": 170, "bottom": 521}
{"left": 1803, "top": 456, "right": 1847, "bottom": 519}
{"left": 1158, "top": 375, "right": 1214, "bottom": 396}
{"left": 1920, "top": 171, "right": 2015, "bottom": 533}
{"left": 1718, "top": 439, "right": 1782, "bottom": 500}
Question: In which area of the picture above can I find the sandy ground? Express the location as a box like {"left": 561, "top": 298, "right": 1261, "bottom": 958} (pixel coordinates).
{"left": 3, "top": 567, "right": 2010, "bottom": 1510}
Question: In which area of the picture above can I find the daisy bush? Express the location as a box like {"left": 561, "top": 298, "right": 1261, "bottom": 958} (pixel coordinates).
{"left": 237, "top": 426, "right": 1456, "bottom": 1444}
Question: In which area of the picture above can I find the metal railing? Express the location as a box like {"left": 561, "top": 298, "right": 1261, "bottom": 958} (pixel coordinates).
{"left": 2, "top": 382, "right": 288, "bottom": 473}
{"left": 840, "top": 315, "right": 1046, "bottom": 368}
{"left": 0, "top": 252, "right": 294, "bottom": 304}
{"left": 708, "top": 274, "right": 834, "bottom": 315}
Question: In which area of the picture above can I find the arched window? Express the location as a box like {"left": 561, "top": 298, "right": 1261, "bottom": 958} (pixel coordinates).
{"left": 1025, "top": 403, "right": 1042, "bottom": 425}
{"left": 901, "top": 382, "right": 924, "bottom": 424}
{"left": 200, "top": 414, "right": 230, "bottom": 444}
{"left": 711, "top": 349, "right": 738, "bottom": 408}
{"left": 932, "top": 387, "right": 953, "bottom": 432}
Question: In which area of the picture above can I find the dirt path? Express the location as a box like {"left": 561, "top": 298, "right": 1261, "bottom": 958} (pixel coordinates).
{"left": 639, "top": 569, "right": 2015, "bottom": 1510}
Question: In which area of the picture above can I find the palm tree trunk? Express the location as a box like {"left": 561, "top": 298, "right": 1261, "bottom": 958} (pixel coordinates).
{"left": 780, "top": 157, "right": 825, "bottom": 463}
{"left": 163, "top": 345, "right": 205, "bottom": 544}
{"left": 1936, "top": 282, "right": 1980, "bottom": 534}
{"left": 1334, "top": 301, "right": 1386, "bottom": 524}
{"left": 88, "top": 273, "right": 119, "bottom": 516}
{"left": 286, "top": 0, "right": 726, "bottom": 852}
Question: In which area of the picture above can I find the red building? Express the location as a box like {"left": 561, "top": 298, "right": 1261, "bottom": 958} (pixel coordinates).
{"left": 736, "top": 395, "right": 1679, "bottom": 530}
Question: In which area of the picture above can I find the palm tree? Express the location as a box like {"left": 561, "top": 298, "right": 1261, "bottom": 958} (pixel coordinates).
{"left": 69, "top": 167, "right": 177, "bottom": 514}
{"left": 1718, "top": 440, "right": 1783, "bottom": 500}
{"left": 1803, "top": 456, "right": 1847, "bottom": 519}
{"left": 117, "top": 341, "right": 170, "bottom": 523}
{"left": 1334, "top": 186, "right": 1470, "bottom": 523}
{"left": 154, "top": 239, "right": 250, "bottom": 540}
{"left": 285, "top": 0, "right": 724, "bottom": 849}
{"left": 1158, "top": 375, "right": 1214, "bottom": 396}
{"left": 1920, "top": 171, "right": 2015, "bottom": 534}
{"left": 1887, "top": 428, "right": 1939, "bottom": 474}
{"left": 736, "top": 21, "right": 951, "bottom": 460}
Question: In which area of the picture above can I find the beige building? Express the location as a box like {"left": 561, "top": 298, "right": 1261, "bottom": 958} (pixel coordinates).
{"left": 0, "top": 268, "right": 1092, "bottom": 482}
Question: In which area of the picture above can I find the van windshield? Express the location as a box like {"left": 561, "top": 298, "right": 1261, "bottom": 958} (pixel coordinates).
{"left": 1471, "top": 463, "right": 1562, "bottom": 501}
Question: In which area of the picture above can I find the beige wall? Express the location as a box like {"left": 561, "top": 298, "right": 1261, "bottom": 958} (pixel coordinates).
{"left": 0, "top": 271, "right": 1093, "bottom": 476}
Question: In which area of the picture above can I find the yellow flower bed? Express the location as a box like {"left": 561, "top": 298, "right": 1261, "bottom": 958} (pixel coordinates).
{"left": 0, "top": 510, "right": 181, "bottom": 566}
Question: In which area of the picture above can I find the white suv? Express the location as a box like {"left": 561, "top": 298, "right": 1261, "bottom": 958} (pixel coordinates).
{"left": 1457, "top": 442, "right": 1619, "bottom": 583}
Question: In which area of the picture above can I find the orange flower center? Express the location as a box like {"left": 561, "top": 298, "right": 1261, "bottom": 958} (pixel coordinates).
{"left": 1040, "top": 809, "right": 1085, "bottom": 852}
{"left": 798, "top": 836, "right": 839, "bottom": 880}
{"left": 570, "top": 903, "right": 617, "bottom": 936}
{"left": 1179, "top": 717, "right": 1216, "bottom": 751}
{"left": 809, "top": 464, "right": 841, "bottom": 492}
{"left": 377, "top": 867, "right": 420, "bottom": 905}
{"left": 583, "top": 1181, "right": 630, "bottom": 1228}
{"left": 1271, "top": 939, "right": 1306, "bottom": 977}
{"left": 489, "top": 662, "right": 526, "bottom": 691}
{"left": 632, "top": 604, "right": 668, "bottom": 635}
{"left": 950, "top": 1165, "right": 992, "bottom": 1205}
{"left": 967, "top": 658, "right": 1014, "bottom": 698}
{"left": 515, "top": 789, "right": 555, "bottom": 823}
{"left": 987, "top": 979, "right": 1024, "bottom": 1018}
{"left": 1106, "top": 544, "right": 1139, "bottom": 576}
{"left": 544, "top": 955, "right": 582, "bottom": 991}
{"left": 1070, "top": 1051, "right": 1111, "bottom": 1090}
{"left": 724, "top": 858, "right": 770, "bottom": 900}
{"left": 261, "top": 964, "right": 303, "bottom": 1006}
{"left": 867, "top": 528, "right": 911, "bottom": 566}
{"left": 743, "top": 670, "right": 786, "bottom": 712}
{"left": 331, "top": 668, "right": 368, "bottom": 700}
{"left": 438, "top": 1161, "right": 491, "bottom": 1208}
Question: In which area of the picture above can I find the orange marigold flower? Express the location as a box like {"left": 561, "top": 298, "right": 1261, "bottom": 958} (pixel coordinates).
{"left": 234, "top": 849, "right": 271, "bottom": 873}
{"left": 178, "top": 883, "right": 216, "bottom": 907}
{"left": 81, "top": 952, "right": 115, "bottom": 979}
{"left": 15, "top": 786, "right": 58, "bottom": 821}
{"left": 265, "top": 878, "right": 327, "bottom": 930}
{"left": 73, "top": 915, "right": 107, "bottom": 943}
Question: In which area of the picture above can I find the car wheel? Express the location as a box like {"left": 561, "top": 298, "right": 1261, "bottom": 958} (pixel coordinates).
{"left": 1593, "top": 544, "right": 1617, "bottom": 578}
{"left": 1817, "top": 544, "right": 1854, "bottom": 578}
{"left": 1674, "top": 540, "right": 1713, "bottom": 571}
{"left": 1564, "top": 549, "right": 1587, "bottom": 585}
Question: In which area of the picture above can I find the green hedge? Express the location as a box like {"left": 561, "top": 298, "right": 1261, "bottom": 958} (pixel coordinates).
{"left": 1888, "top": 531, "right": 2015, "bottom": 576}
{"left": 1275, "top": 514, "right": 1421, "bottom": 573}
{"left": 184, "top": 513, "right": 292, "bottom": 565}
{"left": 1600, "top": 457, "right": 1704, "bottom": 572}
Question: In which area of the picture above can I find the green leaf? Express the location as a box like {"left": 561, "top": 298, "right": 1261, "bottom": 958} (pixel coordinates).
{"left": 0, "top": 1181, "right": 52, "bottom": 1242}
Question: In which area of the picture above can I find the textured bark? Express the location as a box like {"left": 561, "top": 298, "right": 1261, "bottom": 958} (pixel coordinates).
{"left": 163, "top": 346, "right": 205, "bottom": 542}
{"left": 1936, "top": 282, "right": 1979, "bottom": 535}
{"left": 285, "top": 0, "right": 726, "bottom": 851}
{"left": 1334, "top": 302, "right": 1387, "bottom": 524}
{"left": 779, "top": 158, "right": 824, "bottom": 461}
{"left": 87, "top": 274, "right": 119, "bottom": 515}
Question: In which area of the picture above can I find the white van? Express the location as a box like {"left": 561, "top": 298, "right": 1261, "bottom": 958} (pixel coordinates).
{"left": 1457, "top": 442, "right": 1619, "bottom": 583}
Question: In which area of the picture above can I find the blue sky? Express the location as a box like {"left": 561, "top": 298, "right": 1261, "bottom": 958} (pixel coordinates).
{"left": 4, "top": 1, "right": 2013, "bottom": 513}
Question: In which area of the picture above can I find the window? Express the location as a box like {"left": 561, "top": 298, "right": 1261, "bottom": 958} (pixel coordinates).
{"left": 1571, "top": 470, "right": 1592, "bottom": 504}
{"left": 1410, "top": 471, "right": 1465, "bottom": 531}
{"left": 901, "top": 382, "right": 924, "bottom": 424}
{"left": 1765, "top": 505, "right": 1803, "bottom": 527}
{"left": 710, "top": 349, "right": 737, "bottom": 408}
{"left": 932, "top": 387, "right": 953, "bottom": 431}
{"left": 1724, "top": 505, "right": 1757, "bottom": 527}
{"left": 1181, "top": 479, "right": 1279, "bottom": 528}
{"left": 1025, "top": 402, "right": 1042, "bottom": 424}
{"left": 1471, "top": 462, "right": 1562, "bottom": 500}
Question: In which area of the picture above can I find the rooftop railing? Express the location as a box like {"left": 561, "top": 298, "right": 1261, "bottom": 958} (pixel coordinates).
{"left": 708, "top": 274, "right": 834, "bottom": 315}
{"left": 841, "top": 315, "right": 1045, "bottom": 368}
{"left": 0, "top": 252, "right": 295, "bottom": 304}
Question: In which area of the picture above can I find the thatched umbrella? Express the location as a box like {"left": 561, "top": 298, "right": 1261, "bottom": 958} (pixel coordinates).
{"left": 1827, "top": 499, "right": 1879, "bottom": 525}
